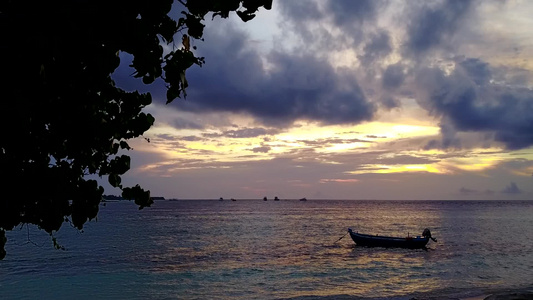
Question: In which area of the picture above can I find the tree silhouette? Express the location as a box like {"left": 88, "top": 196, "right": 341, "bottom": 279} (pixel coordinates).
{"left": 0, "top": 0, "right": 272, "bottom": 259}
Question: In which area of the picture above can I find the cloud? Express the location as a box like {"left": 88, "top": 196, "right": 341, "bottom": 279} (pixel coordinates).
{"left": 180, "top": 135, "right": 203, "bottom": 142}
{"left": 365, "top": 135, "right": 386, "bottom": 139}
{"left": 375, "top": 154, "right": 439, "bottom": 165}
{"left": 279, "top": 0, "right": 380, "bottom": 51}
{"left": 169, "top": 117, "right": 205, "bottom": 130}
{"left": 202, "top": 127, "right": 280, "bottom": 139}
{"left": 297, "top": 137, "right": 372, "bottom": 147}
{"left": 250, "top": 146, "right": 271, "bottom": 153}
{"left": 319, "top": 178, "right": 359, "bottom": 183}
{"left": 150, "top": 134, "right": 187, "bottom": 150}
{"left": 279, "top": 0, "right": 322, "bottom": 23}
{"left": 404, "top": 0, "right": 473, "bottom": 56}
{"left": 326, "top": 0, "right": 377, "bottom": 28}
{"left": 424, "top": 121, "right": 461, "bottom": 150}
{"left": 175, "top": 22, "right": 376, "bottom": 127}
{"left": 459, "top": 58, "right": 491, "bottom": 85}
{"left": 501, "top": 182, "right": 522, "bottom": 194}
{"left": 359, "top": 30, "right": 392, "bottom": 67}
{"left": 416, "top": 56, "right": 533, "bottom": 150}
{"left": 382, "top": 63, "right": 406, "bottom": 90}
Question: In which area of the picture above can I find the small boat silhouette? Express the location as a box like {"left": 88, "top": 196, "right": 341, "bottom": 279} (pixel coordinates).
{"left": 347, "top": 228, "right": 436, "bottom": 249}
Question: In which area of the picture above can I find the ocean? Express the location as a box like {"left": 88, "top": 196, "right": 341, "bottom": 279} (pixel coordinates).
{"left": 1, "top": 200, "right": 532, "bottom": 300}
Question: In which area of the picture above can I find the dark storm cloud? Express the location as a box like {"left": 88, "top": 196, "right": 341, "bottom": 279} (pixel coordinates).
{"left": 379, "top": 96, "right": 401, "bottom": 110}
{"left": 177, "top": 24, "right": 376, "bottom": 127}
{"left": 459, "top": 58, "right": 491, "bottom": 86}
{"left": 278, "top": 1, "right": 337, "bottom": 52}
{"left": 112, "top": 0, "right": 382, "bottom": 127}
{"left": 359, "top": 30, "right": 392, "bottom": 67}
{"left": 424, "top": 121, "right": 461, "bottom": 150}
{"left": 405, "top": 0, "right": 473, "bottom": 55}
{"left": 378, "top": 62, "right": 407, "bottom": 110}
{"left": 279, "top": 0, "right": 378, "bottom": 29}
{"left": 325, "top": 0, "right": 376, "bottom": 27}
{"left": 279, "top": 0, "right": 322, "bottom": 22}
{"left": 416, "top": 57, "right": 533, "bottom": 150}
{"left": 279, "top": 0, "right": 382, "bottom": 51}
{"left": 382, "top": 63, "right": 406, "bottom": 90}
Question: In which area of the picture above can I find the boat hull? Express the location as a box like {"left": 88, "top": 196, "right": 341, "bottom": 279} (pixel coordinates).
{"left": 348, "top": 229, "right": 429, "bottom": 249}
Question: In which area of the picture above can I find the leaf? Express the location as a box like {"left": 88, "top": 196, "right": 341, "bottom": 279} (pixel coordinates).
{"left": 120, "top": 141, "right": 131, "bottom": 150}
{"left": 108, "top": 173, "right": 122, "bottom": 188}
{"left": 0, "top": 0, "right": 272, "bottom": 260}
{"left": 122, "top": 185, "right": 153, "bottom": 209}
{"left": 237, "top": 10, "right": 255, "bottom": 22}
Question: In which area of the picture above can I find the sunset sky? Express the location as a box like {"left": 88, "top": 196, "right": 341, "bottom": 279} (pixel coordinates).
{"left": 101, "top": 0, "right": 533, "bottom": 200}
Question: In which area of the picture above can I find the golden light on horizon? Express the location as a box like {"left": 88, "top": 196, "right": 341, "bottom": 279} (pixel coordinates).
{"left": 348, "top": 163, "right": 447, "bottom": 175}
{"left": 135, "top": 116, "right": 523, "bottom": 181}
{"left": 322, "top": 142, "right": 370, "bottom": 152}
{"left": 444, "top": 156, "right": 501, "bottom": 172}
{"left": 511, "top": 166, "right": 533, "bottom": 177}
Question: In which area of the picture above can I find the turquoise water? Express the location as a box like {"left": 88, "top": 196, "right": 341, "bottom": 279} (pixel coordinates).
{"left": 2, "top": 200, "right": 533, "bottom": 299}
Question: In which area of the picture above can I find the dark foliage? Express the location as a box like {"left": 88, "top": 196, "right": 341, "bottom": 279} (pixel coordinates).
{"left": 0, "top": 0, "right": 271, "bottom": 259}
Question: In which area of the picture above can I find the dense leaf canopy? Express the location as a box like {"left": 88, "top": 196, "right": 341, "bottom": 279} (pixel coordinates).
{"left": 0, "top": 0, "right": 271, "bottom": 259}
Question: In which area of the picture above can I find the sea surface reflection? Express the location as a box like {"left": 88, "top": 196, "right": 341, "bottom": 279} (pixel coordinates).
{"left": 2, "top": 200, "right": 533, "bottom": 299}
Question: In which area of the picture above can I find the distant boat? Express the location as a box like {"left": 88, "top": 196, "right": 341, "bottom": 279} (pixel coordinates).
{"left": 274, "top": 196, "right": 279, "bottom": 201}
{"left": 219, "top": 197, "right": 224, "bottom": 201}
{"left": 347, "top": 228, "right": 436, "bottom": 249}
{"left": 263, "top": 196, "right": 267, "bottom": 201}
{"left": 299, "top": 197, "right": 307, "bottom": 201}
{"left": 231, "top": 198, "right": 236, "bottom": 201}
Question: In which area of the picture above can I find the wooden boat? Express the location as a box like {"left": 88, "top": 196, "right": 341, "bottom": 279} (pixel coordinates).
{"left": 348, "top": 228, "right": 436, "bottom": 249}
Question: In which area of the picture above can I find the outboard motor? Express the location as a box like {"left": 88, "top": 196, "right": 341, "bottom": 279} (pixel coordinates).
{"left": 422, "top": 228, "right": 437, "bottom": 242}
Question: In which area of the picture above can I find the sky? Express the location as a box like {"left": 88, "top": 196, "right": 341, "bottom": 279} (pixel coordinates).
{"left": 102, "top": 0, "right": 533, "bottom": 200}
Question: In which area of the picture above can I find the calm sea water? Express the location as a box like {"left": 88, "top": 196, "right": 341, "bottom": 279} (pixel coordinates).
{"left": 1, "top": 200, "right": 533, "bottom": 300}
